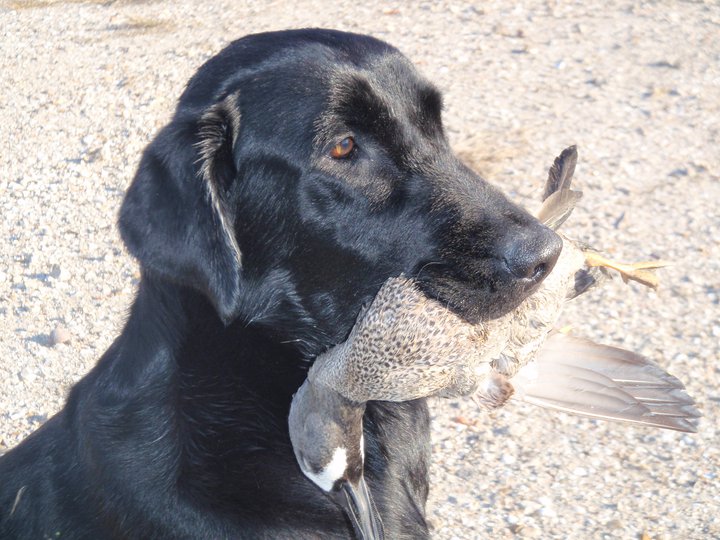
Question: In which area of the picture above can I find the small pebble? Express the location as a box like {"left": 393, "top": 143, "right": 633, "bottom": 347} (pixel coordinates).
{"left": 50, "top": 325, "right": 72, "bottom": 346}
{"left": 517, "top": 524, "right": 541, "bottom": 539}
{"left": 538, "top": 505, "right": 556, "bottom": 518}
{"left": 19, "top": 367, "right": 36, "bottom": 383}
{"left": 50, "top": 264, "right": 71, "bottom": 281}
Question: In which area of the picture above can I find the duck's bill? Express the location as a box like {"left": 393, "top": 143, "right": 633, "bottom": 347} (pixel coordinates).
{"left": 331, "top": 476, "right": 384, "bottom": 540}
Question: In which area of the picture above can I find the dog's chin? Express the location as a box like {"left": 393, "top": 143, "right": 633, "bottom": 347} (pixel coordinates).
{"left": 415, "top": 276, "right": 538, "bottom": 325}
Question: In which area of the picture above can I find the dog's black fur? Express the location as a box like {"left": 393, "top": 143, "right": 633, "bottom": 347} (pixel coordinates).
{"left": 0, "top": 30, "right": 561, "bottom": 539}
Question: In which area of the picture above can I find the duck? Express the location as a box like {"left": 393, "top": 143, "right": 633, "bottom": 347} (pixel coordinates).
{"left": 288, "top": 146, "right": 699, "bottom": 540}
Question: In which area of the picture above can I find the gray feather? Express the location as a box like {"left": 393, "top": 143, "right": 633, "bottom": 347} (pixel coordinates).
{"left": 538, "top": 145, "right": 582, "bottom": 230}
{"left": 513, "top": 333, "right": 700, "bottom": 432}
{"left": 538, "top": 189, "right": 583, "bottom": 230}
{"left": 542, "top": 145, "right": 578, "bottom": 201}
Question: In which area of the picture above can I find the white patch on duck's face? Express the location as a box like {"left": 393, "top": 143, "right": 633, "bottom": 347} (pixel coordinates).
{"left": 303, "top": 447, "right": 347, "bottom": 492}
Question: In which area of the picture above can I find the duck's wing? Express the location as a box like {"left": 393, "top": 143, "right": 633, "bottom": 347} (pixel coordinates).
{"left": 538, "top": 145, "right": 583, "bottom": 230}
{"left": 512, "top": 332, "right": 700, "bottom": 432}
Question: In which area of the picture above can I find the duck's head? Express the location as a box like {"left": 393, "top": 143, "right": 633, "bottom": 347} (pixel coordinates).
{"left": 289, "top": 380, "right": 384, "bottom": 540}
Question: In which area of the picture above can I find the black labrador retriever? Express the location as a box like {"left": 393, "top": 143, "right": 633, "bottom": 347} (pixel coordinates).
{"left": 0, "top": 29, "right": 561, "bottom": 539}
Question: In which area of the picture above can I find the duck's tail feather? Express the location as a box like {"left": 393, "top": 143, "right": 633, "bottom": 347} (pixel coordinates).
{"left": 538, "top": 145, "right": 583, "bottom": 230}
{"left": 542, "top": 145, "right": 578, "bottom": 201}
{"left": 513, "top": 332, "right": 700, "bottom": 432}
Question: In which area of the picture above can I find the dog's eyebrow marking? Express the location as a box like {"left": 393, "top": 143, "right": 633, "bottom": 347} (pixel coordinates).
{"left": 317, "top": 66, "right": 444, "bottom": 167}
{"left": 318, "top": 74, "right": 402, "bottom": 150}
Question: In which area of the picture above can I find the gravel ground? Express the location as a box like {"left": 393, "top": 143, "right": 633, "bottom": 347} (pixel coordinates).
{"left": 1, "top": 1, "right": 718, "bottom": 538}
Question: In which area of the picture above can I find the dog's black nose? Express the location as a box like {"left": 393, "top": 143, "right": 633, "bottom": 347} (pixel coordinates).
{"left": 504, "top": 226, "right": 563, "bottom": 284}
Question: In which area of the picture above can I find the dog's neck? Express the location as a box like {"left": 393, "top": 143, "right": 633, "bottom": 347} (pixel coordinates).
{"left": 65, "top": 272, "right": 430, "bottom": 532}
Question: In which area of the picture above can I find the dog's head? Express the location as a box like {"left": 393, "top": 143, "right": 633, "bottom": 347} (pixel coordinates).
{"left": 120, "top": 29, "right": 561, "bottom": 353}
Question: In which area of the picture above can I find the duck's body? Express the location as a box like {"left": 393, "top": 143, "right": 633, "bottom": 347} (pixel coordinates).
{"left": 309, "top": 236, "right": 697, "bottom": 431}
{"left": 288, "top": 147, "right": 699, "bottom": 539}
{"left": 308, "top": 147, "right": 694, "bottom": 426}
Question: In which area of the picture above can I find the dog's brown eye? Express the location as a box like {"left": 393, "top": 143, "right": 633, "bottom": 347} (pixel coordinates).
{"left": 329, "top": 137, "right": 355, "bottom": 159}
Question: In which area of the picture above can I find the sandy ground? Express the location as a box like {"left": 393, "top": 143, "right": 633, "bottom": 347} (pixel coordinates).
{"left": 1, "top": 1, "right": 718, "bottom": 538}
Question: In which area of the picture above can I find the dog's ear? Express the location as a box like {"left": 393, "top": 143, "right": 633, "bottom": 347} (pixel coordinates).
{"left": 119, "top": 91, "right": 243, "bottom": 324}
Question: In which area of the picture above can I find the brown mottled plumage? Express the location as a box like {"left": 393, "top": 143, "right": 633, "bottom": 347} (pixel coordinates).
{"left": 308, "top": 227, "right": 588, "bottom": 409}
{"left": 308, "top": 221, "right": 593, "bottom": 409}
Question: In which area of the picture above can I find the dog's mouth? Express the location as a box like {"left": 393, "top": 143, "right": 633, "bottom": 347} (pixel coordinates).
{"left": 411, "top": 260, "right": 551, "bottom": 325}
{"left": 409, "top": 214, "right": 563, "bottom": 324}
